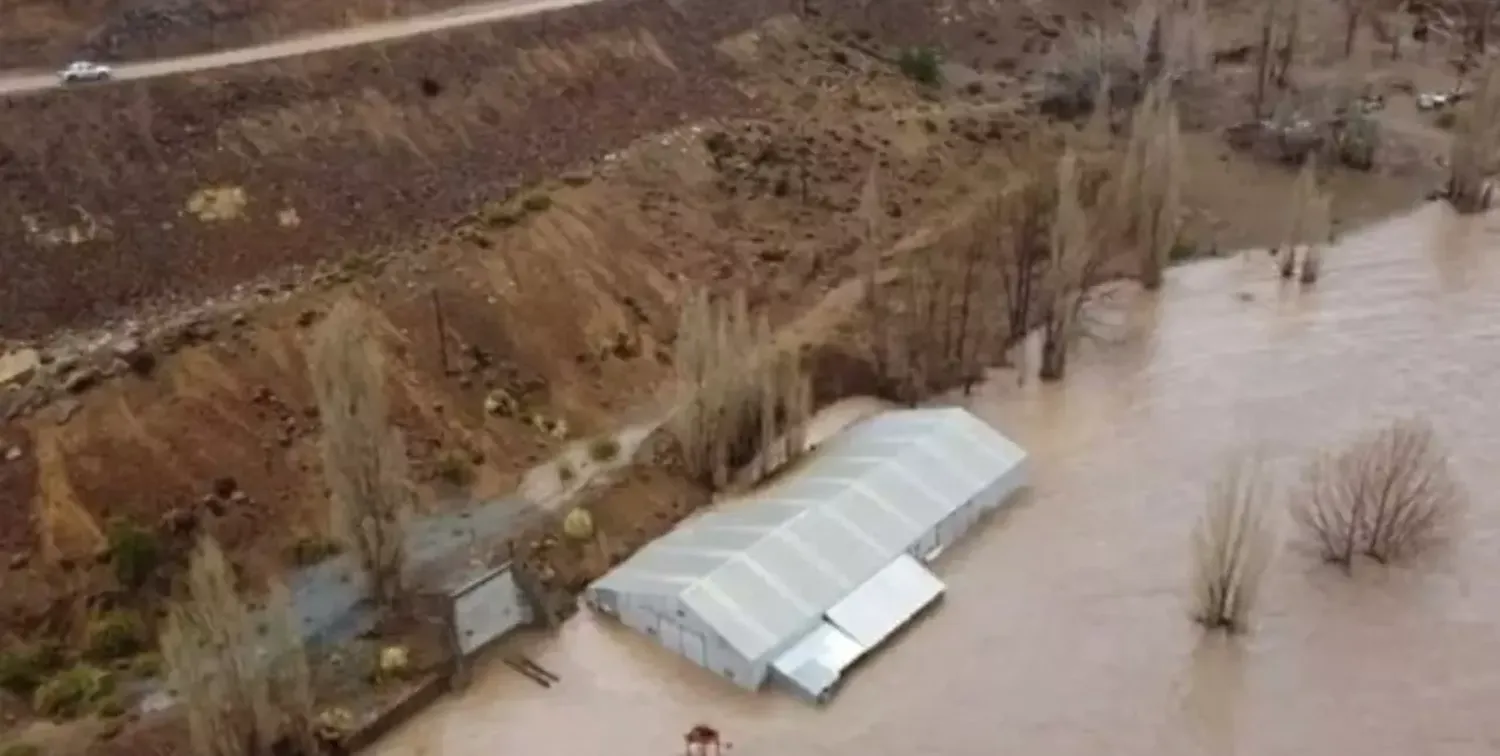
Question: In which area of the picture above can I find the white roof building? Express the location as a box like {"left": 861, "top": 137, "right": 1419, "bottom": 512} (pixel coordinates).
{"left": 584, "top": 407, "right": 1029, "bottom": 702}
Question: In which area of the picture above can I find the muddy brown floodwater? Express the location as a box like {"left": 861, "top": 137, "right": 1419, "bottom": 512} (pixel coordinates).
{"left": 375, "top": 202, "right": 1500, "bottom": 756}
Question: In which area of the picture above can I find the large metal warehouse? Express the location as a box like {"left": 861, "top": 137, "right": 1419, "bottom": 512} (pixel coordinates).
{"left": 584, "top": 406, "right": 1029, "bottom": 702}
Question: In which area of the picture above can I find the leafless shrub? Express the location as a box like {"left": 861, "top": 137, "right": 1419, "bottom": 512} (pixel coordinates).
{"left": 1191, "top": 457, "right": 1277, "bottom": 633}
{"left": 308, "top": 299, "right": 413, "bottom": 611}
{"left": 1448, "top": 65, "right": 1500, "bottom": 213}
{"left": 666, "top": 290, "right": 812, "bottom": 488}
{"left": 160, "top": 538, "right": 315, "bottom": 756}
{"left": 1294, "top": 418, "right": 1463, "bottom": 569}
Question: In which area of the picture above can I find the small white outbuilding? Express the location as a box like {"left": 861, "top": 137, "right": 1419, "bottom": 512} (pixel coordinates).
{"left": 584, "top": 406, "right": 1029, "bottom": 702}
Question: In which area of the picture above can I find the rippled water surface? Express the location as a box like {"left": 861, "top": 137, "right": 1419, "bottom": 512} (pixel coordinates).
{"left": 377, "top": 203, "right": 1500, "bottom": 756}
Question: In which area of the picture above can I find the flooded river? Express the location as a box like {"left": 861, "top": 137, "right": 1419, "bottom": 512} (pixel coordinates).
{"left": 376, "top": 202, "right": 1500, "bottom": 756}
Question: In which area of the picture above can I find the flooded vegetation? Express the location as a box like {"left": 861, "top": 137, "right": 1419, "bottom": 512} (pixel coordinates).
{"left": 378, "top": 202, "right": 1500, "bottom": 755}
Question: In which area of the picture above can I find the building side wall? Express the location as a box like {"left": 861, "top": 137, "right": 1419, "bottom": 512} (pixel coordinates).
{"left": 451, "top": 565, "right": 532, "bottom": 656}
{"left": 609, "top": 598, "right": 761, "bottom": 690}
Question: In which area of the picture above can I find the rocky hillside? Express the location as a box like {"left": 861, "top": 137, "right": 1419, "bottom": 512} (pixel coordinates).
{"left": 0, "top": 0, "right": 806, "bottom": 339}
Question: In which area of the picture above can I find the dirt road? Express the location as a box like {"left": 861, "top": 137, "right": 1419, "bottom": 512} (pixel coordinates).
{"left": 0, "top": 0, "right": 611, "bottom": 96}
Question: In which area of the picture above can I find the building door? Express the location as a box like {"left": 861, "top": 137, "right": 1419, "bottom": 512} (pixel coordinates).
{"left": 680, "top": 628, "right": 706, "bottom": 666}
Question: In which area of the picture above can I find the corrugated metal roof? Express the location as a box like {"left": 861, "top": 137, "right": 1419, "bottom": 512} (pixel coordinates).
{"left": 590, "top": 407, "right": 1028, "bottom": 663}
{"left": 771, "top": 622, "right": 865, "bottom": 701}
{"left": 825, "top": 554, "right": 944, "bottom": 649}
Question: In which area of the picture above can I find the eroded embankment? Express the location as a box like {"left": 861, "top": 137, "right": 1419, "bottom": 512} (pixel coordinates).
{"left": 0, "top": 0, "right": 801, "bottom": 339}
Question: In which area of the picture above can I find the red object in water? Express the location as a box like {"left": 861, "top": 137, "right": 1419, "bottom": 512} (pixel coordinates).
{"left": 684, "top": 724, "right": 722, "bottom": 755}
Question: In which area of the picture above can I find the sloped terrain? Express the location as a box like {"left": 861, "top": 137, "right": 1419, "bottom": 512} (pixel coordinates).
{"left": 0, "top": 12, "right": 1035, "bottom": 645}
{"left": 0, "top": 0, "right": 1461, "bottom": 750}
{"left": 0, "top": 0, "right": 472, "bottom": 68}
{"left": 0, "top": 0, "right": 802, "bottom": 339}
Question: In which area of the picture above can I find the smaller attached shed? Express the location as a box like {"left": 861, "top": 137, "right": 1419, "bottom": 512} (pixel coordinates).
{"left": 415, "top": 560, "right": 535, "bottom": 687}
{"left": 584, "top": 407, "right": 1028, "bottom": 702}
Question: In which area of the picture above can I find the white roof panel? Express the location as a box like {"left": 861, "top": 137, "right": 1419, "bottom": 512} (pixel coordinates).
{"left": 589, "top": 408, "right": 1029, "bottom": 662}
{"left": 825, "top": 554, "right": 945, "bottom": 649}
{"left": 772, "top": 622, "right": 866, "bottom": 701}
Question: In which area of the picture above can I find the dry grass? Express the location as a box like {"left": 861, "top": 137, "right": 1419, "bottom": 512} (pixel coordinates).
{"left": 1191, "top": 456, "right": 1277, "bottom": 633}
{"left": 308, "top": 299, "right": 414, "bottom": 610}
{"left": 1293, "top": 418, "right": 1463, "bottom": 569}
{"left": 160, "top": 537, "right": 316, "bottom": 756}
{"left": 1448, "top": 65, "right": 1500, "bottom": 213}
{"left": 665, "top": 290, "right": 811, "bottom": 488}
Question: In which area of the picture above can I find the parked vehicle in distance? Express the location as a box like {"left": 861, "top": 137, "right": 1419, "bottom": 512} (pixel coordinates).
{"left": 58, "top": 61, "right": 113, "bottom": 84}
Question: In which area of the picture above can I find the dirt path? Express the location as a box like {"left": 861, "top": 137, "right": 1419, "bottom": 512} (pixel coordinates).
{"left": 0, "top": 0, "right": 612, "bottom": 95}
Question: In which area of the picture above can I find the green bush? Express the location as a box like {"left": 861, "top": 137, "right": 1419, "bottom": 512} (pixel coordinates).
{"left": 33, "top": 665, "right": 113, "bottom": 719}
{"left": 106, "top": 520, "right": 161, "bottom": 590}
{"left": 587, "top": 437, "right": 622, "bottom": 462}
{"left": 96, "top": 694, "right": 126, "bottom": 718}
{"left": 128, "top": 652, "right": 162, "bottom": 678}
{"left": 521, "top": 194, "right": 553, "bottom": 213}
{"left": 0, "top": 642, "right": 63, "bottom": 695}
{"left": 897, "top": 47, "right": 943, "bottom": 87}
{"left": 85, "top": 611, "right": 148, "bottom": 662}
{"left": 2, "top": 742, "right": 42, "bottom": 756}
{"left": 435, "top": 450, "right": 475, "bottom": 486}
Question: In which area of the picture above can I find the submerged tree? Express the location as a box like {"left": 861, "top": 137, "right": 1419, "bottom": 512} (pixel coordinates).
{"left": 1294, "top": 417, "right": 1463, "bottom": 569}
{"left": 1190, "top": 456, "right": 1277, "bottom": 633}
{"left": 1038, "top": 149, "right": 1110, "bottom": 381}
{"left": 308, "top": 298, "right": 413, "bottom": 611}
{"left": 1448, "top": 64, "right": 1500, "bottom": 213}
{"left": 1277, "top": 158, "right": 1332, "bottom": 284}
{"left": 1114, "top": 81, "right": 1183, "bottom": 290}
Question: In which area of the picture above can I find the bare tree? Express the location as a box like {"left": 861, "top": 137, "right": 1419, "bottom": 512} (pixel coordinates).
{"left": 1039, "top": 150, "right": 1110, "bottom": 381}
{"left": 160, "top": 538, "right": 314, "bottom": 756}
{"left": 1448, "top": 64, "right": 1500, "bottom": 213}
{"left": 1294, "top": 418, "right": 1463, "bottom": 569}
{"left": 1463, "top": 0, "right": 1496, "bottom": 55}
{"left": 308, "top": 298, "right": 413, "bottom": 611}
{"left": 995, "top": 157, "right": 1052, "bottom": 344}
{"left": 1341, "top": 0, "right": 1365, "bottom": 57}
{"left": 1277, "top": 0, "right": 1302, "bottom": 86}
{"left": 667, "top": 290, "right": 811, "bottom": 488}
{"left": 1253, "top": 0, "right": 1277, "bottom": 117}
{"left": 863, "top": 208, "right": 1010, "bottom": 402}
{"left": 859, "top": 164, "right": 887, "bottom": 381}
{"left": 1281, "top": 159, "right": 1332, "bottom": 284}
{"left": 1191, "top": 456, "right": 1278, "bottom": 633}
{"left": 1114, "top": 81, "right": 1184, "bottom": 290}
